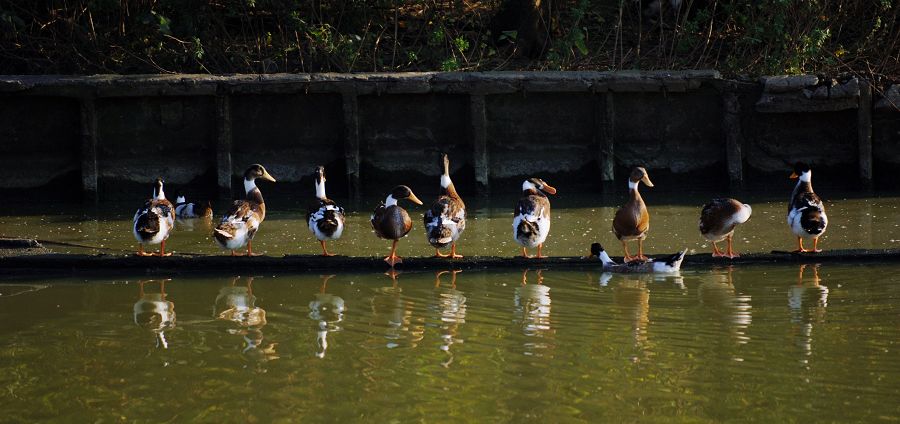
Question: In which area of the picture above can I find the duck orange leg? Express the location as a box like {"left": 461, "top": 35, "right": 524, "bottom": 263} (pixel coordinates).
{"left": 434, "top": 248, "right": 450, "bottom": 258}
{"left": 384, "top": 240, "right": 402, "bottom": 267}
{"left": 158, "top": 240, "right": 172, "bottom": 257}
{"left": 246, "top": 240, "right": 262, "bottom": 256}
{"left": 320, "top": 240, "right": 336, "bottom": 257}
{"left": 794, "top": 237, "right": 806, "bottom": 253}
{"left": 812, "top": 237, "right": 822, "bottom": 253}
{"left": 636, "top": 239, "right": 649, "bottom": 261}
{"left": 521, "top": 247, "right": 531, "bottom": 258}
{"left": 622, "top": 241, "right": 634, "bottom": 262}
{"left": 135, "top": 244, "right": 153, "bottom": 257}
{"left": 535, "top": 243, "right": 547, "bottom": 259}
{"left": 450, "top": 243, "right": 463, "bottom": 259}
{"left": 725, "top": 235, "right": 740, "bottom": 258}
{"left": 711, "top": 241, "right": 725, "bottom": 257}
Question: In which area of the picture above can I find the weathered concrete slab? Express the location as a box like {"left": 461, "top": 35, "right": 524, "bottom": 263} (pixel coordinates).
{"left": 0, "top": 249, "right": 898, "bottom": 277}
{"left": 876, "top": 84, "right": 900, "bottom": 112}
{"left": 757, "top": 76, "right": 861, "bottom": 113}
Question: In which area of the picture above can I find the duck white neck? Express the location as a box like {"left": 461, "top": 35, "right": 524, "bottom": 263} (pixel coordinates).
{"left": 315, "top": 179, "right": 327, "bottom": 200}
{"left": 522, "top": 180, "right": 536, "bottom": 191}
{"left": 441, "top": 174, "right": 452, "bottom": 189}
{"left": 385, "top": 195, "right": 398, "bottom": 206}
{"left": 244, "top": 178, "right": 257, "bottom": 194}
{"left": 154, "top": 186, "right": 166, "bottom": 201}
{"left": 628, "top": 181, "right": 638, "bottom": 191}
{"left": 798, "top": 171, "right": 811, "bottom": 183}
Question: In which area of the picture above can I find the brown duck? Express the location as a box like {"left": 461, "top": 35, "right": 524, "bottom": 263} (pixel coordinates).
{"left": 424, "top": 154, "right": 466, "bottom": 258}
{"left": 213, "top": 164, "right": 276, "bottom": 256}
{"left": 699, "top": 198, "right": 752, "bottom": 258}
{"left": 371, "top": 185, "right": 423, "bottom": 267}
{"left": 613, "top": 167, "right": 654, "bottom": 262}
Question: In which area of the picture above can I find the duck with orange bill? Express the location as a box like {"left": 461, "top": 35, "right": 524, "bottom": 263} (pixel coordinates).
{"left": 213, "top": 164, "right": 276, "bottom": 256}
{"left": 424, "top": 154, "right": 466, "bottom": 258}
{"left": 613, "top": 167, "right": 654, "bottom": 262}
{"left": 589, "top": 243, "right": 686, "bottom": 274}
{"left": 307, "top": 166, "right": 345, "bottom": 256}
{"left": 513, "top": 177, "right": 557, "bottom": 258}
{"left": 371, "top": 185, "right": 424, "bottom": 267}
{"left": 133, "top": 178, "right": 175, "bottom": 257}
{"left": 788, "top": 162, "right": 828, "bottom": 252}
{"left": 699, "top": 198, "right": 752, "bottom": 258}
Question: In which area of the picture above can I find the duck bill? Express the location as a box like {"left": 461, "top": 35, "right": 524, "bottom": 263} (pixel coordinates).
{"left": 407, "top": 192, "right": 424, "bottom": 205}
{"left": 789, "top": 172, "right": 798, "bottom": 179}
{"left": 641, "top": 175, "right": 654, "bottom": 187}
{"left": 541, "top": 184, "right": 557, "bottom": 195}
{"left": 261, "top": 170, "right": 276, "bottom": 183}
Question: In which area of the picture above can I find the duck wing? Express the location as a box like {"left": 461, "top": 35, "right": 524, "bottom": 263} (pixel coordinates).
{"left": 794, "top": 192, "right": 827, "bottom": 235}
{"left": 699, "top": 198, "right": 740, "bottom": 235}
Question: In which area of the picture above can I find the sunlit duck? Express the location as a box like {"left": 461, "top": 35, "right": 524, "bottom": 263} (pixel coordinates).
{"left": 174, "top": 195, "right": 212, "bottom": 219}
{"left": 307, "top": 166, "right": 345, "bottom": 256}
{"left": 613, "top": 167, "right": 654, "bottom": 262}
{"left": 424, "top": 154, "right": 466, "bottom": 258}
{"left": 133, "top": 280, "right": 176, "bottom": 349}
{"left": 589, "top": 242, "right": 685, "bottom": 273}
{"left": 371, "top": 185, "right": 424, "bottom": 266}
{"left": 133, "top": 177, "right": 175, "bottom": 257}
{"left": 513, "top": 178, "right": 557, "bottom": 258}
{"left": 788, "top": 162, "right": 828, "bottom": 252}
{"left": 699, "top": 198, "right": 752, "bottom": 258}
{"left": 213, "top": 164, "right": 276, "bottom": 256}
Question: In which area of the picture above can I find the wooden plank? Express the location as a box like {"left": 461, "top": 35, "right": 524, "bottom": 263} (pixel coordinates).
{"left": 723, "top": 92, "right": 744, "bottom": 188}
{"left": 79, "top": 97, "right": 98, "bottom": 202}
{"left": 470, "top": 94, "right": 489, "bottom": 194}
{"left": 215, "top": 95, "right": 233, "bottom": 199}
{"left": 858, "top": 79, "right": 873, "bottom": 187}
{"left": 342, "top": 92, "right": 361, "bottom": 199}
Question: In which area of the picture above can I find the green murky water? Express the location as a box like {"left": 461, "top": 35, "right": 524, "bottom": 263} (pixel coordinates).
{"left": 1, "top": 266, "right": 899, "bottom": 422}
{"left": 1, "top": 192, "right": 899, "bottom": 257}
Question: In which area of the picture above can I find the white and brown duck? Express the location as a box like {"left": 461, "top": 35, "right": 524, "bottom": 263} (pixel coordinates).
{"left": 513, "top": 177, "right": 557, "bottom": 258}
{"left": 307, "top": 166, "right": 345, "bottom": 256}
{"left": 132, "top": 178, "right": 175, "bottom": 257}
{"left": 424, "top": 154, "right": 466, "bottom": 258}
{"left": 371, "top": 185, "right": 424, "bottom": 267}
{"left": 174, "top": 194, "right": 212, "bottom": 219}
{"left": 612, "top": 167, "right": 654, "bottom": 262}
{"left": 788, "top": 162, "right": 828, "bottom": 252}
{"left": 213, "top": 164, "right": 276, "bottom": 256}
{"left": 589, "top": 242, "right": 686, "bottom": 274}
{"left": 699, "top": 198, "right": 752, "bottom": 258}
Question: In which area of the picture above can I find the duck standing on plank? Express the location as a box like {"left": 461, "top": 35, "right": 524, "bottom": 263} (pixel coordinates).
{"left": 613, "top": 167, "right": 654, "bottom": 262}
{"left": 424, "top": 154, "right": 466, "bottom": 258}
{"left": 133, "top": 177, "right": 175, "bottom": 257}
{"left": 788, "top": 162, "right": 828, "bottom": 252}
{"left": 699, "top": 198, "right": 752, "bottom": 258}
{"left": 371, "top": 185, "right": 424, "bottom": 267}
{"left": 213, "top": 164, "right": 276, "bottom": 256}
{"left": 307, "top": 166, "right": 345, "bottom": 256}
{"left": 513, "top": 177, "right": 557, "bottom": 258}
{"left": 589, "top": 243, "right": 685, "bottom": 273}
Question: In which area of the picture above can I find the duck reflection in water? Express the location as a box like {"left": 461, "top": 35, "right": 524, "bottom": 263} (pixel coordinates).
{"left": 133, "top": 279, "right": 176, "bottom": 349}
{"left": 698, "top": 266, "right": 753, "bottom": 347}
{"left": 373, "top": 269, "right": 424, "bottom": 349}
{"left": 432, "top": 270, "right": 466, "bottom": 366}
{"left": 214, "top": 276, "right": 278, "bottom": 360}
{"left": 308, "top": 275, "right": 345, "bottom": 359}
{"left": 789, "top": 264, "right": 828, "bottom": 363}
{"left": 515, "top": 269, "right": 555, "bottom": 355}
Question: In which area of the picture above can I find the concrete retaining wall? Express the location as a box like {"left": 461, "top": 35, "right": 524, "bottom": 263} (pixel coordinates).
{"left": 1, "top": 72, "right": 897, "bottom": 200}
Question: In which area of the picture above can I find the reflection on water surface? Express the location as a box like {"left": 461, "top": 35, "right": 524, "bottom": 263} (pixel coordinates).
{"left": 1, "top": 265, "right": 900, "bottom": 421}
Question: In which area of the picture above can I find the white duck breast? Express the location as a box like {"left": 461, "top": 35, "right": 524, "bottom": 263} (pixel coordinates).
{"left": 309, "top": 204, "right": 345, "bottom": 241}
{"left": 216, "top": 214, "right": 259, "bottom": 250}
{"left": 513, "top": 204, "right": 550, "bottom": 248}
{"left": 133, "top": 202, "right": 174, "bottom": 245}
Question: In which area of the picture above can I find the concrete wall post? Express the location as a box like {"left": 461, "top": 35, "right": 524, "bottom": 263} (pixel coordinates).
{"left": 215, "top": 95, "right": 233, "bottom": 199}
{"left": 723, "top": 91, "right": 744, "bottom": 189}
{"left": 470, "top": 94, "right": 489, "bottom": 195}
{"left": 342, "top": 92, "right": 361, "bottom": 199}
{"left": 858, "top": 79, "right": 873, "bottom": 188}
{"left": 79, "top": 97, "right": 99, "bottom": 202}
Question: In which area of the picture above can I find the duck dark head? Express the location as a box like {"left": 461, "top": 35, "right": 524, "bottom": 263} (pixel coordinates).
{"left": 522, "top": 177, "right": 557, "bottom": 195}
{"left": 386, "top": 185, "right": 423, "bottom": 206}
{"left": 590, "top": 242, "right": 605, "bottom": 257}
{"left": 790, "top": 162, "right": 812, "bottom": 182}
{"left": 628, "top": 167, "right": 654, "bottom": 189}
{"left": 244, "top": 164, "right": 276, "bottom": 183}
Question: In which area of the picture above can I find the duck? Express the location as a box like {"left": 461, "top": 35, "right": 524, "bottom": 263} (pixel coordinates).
{"left": 513, "top": 178, "right": 557, "bottom": 258}
{"left": 307, "top": 166, "right": 345, "bottom": 256}
{"left": 788, "top": 162, "right": 828, "bottom": 252}
{"left": 174, "top": 195, "right": 213, "bottom": 219}
{"left": 133, "top": 177, "right": 175, "bottom": 257}
{"left": 424, "top": 154, "right": 466, "bottom": 258}
{"left": 213, "top": 164, "right": 276, "bottom": 256}
{"left": 699, "top": 198, "right": 752, "bottom": 258}
{"left": 612, "top": 167, "right": 654, "bottom": 262}
{"left": 589, "top": 242, "right": 685, "bottom": 273}
{"left": 371, "top": 185, "right": 424, "bottom": 266}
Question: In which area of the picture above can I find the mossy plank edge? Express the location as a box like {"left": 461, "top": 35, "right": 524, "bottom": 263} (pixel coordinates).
{"left": 0, "top": 249, "right": 899, "bottom": 277}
